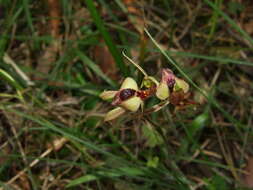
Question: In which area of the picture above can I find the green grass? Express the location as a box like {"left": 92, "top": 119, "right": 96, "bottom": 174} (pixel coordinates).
{"left": 85, "top": 0, "right": 129, "bottom": 77}
{"left": 0, "top": 0, "right": 253, "bottom": 189}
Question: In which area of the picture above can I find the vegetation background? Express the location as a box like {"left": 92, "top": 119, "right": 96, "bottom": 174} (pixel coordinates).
{"left": 0, "top": 0, "right": 253, "bottom": 189}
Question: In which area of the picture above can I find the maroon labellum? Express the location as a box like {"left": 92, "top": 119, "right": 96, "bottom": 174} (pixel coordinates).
{"left": 119, "top": 88, "right": 136, "bottom": 101}
{"left": 112, "top": 88, "right": 136, "bottom": 106}
{"left": 162, "top": 69, "right": 176, "bottom": 89}
{"left": 167, "top": 78, "right": 175, "bottom": 89}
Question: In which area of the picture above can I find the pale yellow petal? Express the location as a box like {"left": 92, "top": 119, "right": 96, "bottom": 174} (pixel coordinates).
{"left": 120, "top": 77, "right": 138, "bottom": 90}
{"left": 121, "top": 96, "right": 142, "bottom": 112}
{"left": 156, "top": 82, "right": 169, "bottom": 100}
{"left": 99, "top": 90, "right": 118, "bottom": 100}
{"left": 104, "top": 107, "right": 126, "bottom": 121}
{"left": 174, "top": 77, "right": 189, "bottom": 93}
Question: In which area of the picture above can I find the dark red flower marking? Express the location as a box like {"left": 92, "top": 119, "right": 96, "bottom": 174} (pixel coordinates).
{"left": 137, "top": 85, "right": 157, "bottom": 100}
{"left": 119, "top": 88, "right": 136, "bottom": 101}
{"left": 162, "top": 69, "right": 176, "bottom": 90}
{"left": 167, "top": 77, "right": 175, "bottom": 88}
{"left": 112, "top": 88, "right": 136, "bottom": 106}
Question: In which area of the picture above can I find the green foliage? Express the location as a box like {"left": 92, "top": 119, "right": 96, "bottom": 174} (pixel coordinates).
{"left": 67, "top": 175, "right": 98, "bottom": 188}
{"left": 0, "top": 0, "right": 252, "bottom": 189}
{"left": 228, "top": 1, "right": 244, "bottom": 14}
{"left": 188, "top": 110, "right": 209, "bottom": 138}
{"left": 142, "top": 124, "right": 164, "bottom": 148}
{"left": 205, "top": 175, "right": 229, "bottom": 190}
{"left": 84, "top": 0, "right": 129, "bottom": 76}
{"left": 76, "top": 50, "right": 116, "bottom": 87}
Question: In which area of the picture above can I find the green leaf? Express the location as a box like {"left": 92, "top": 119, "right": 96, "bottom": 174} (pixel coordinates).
{"left": 66, "top": 174, "right": 98, "bottom": 188}
{"left": 228, "top": 1, "right": 244, "bottom": 14}
{"left": 168, "top": 51, "right": 253, "bottom": 66}
{"left": 0, "top": 68, "right": 24, "bottom": 101}
{"left": 147, "top": 156, "right": 159, "bottom": 168}
{"left": 97, "top": 170, "right": 122, "bottom": 178}
{"left": 142, "top": 125, "right": 163, "bottom": 148}
{"left": 84, "top": 0, "right": 129, "bottom": 76}
{"left": 82, "top": 97, "right": 99, "bottom": 110}
{"left": 119, "top": 167, "right": 144, "bottom": 177}
{"left": 84, "top": 116, "right": 100, "bottom": 128}
{"left": 76, "top": 50, "right": 116, "bottom": 87}
{"left": 22, "top": 0, "right": 34, "bottom": 33}
{"left": 203, "top": 0, "right": 253, "bottom": 46}
{"left": 188, "top": 111, "right": 209, "bottom": 138}
{"left": 205, "top": 175, "right": 229, "bottom": 190}
{"left": 0, "top": 68, "right": 22, "bottom": 90}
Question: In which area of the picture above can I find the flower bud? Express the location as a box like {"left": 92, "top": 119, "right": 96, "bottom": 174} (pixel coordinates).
{"left": 141, "top": 76, "right": 159, "bottom": 88}
{"left": 156, "top": 69, "right": 175, "bottom": 100}
{"left": 174, "top": 77, "right": 189, "bottom": 93}
{"left": 104, "top": 107, "right": 126, "bottom": 121}
{"left": 162, "top": 69, "right": 175, "bottom": 88}
{"left": 156, "top": 82, "right": 169, "bottom": 100}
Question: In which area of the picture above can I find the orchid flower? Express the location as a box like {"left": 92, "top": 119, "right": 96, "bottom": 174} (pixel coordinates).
{"left": 100, "top": 52, "right": 190, "bottom": 121}
{"left": 156, "top": 69, "right": 189, "bottom": 100}
{"left": 100, "top": 77, "right": 143, "bottom": 121}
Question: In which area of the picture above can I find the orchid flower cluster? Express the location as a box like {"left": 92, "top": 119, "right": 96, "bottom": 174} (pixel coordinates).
{"left": 100, "top": 65, "right": 189, "bottom": 121}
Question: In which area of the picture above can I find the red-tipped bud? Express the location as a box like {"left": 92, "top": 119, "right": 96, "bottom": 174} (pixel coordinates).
{"left": 161, "top": 69, "right": 176, "bottom": 89}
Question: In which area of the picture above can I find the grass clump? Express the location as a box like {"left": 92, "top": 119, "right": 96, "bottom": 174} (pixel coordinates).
{"left": 0, "top": 0, "right": 253, "bottom": 189}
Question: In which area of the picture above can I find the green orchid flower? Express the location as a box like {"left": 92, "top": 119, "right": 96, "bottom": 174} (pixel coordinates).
{"left": 100, "top": 77, "right": 143, "bottom": 121}
{"left": 156, "top": 69, "right": 189, "bottom": 100}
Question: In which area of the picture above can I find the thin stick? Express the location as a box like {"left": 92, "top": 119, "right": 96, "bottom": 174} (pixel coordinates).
{"left": 122, "top": 51, "right": 148, "bottom": 77}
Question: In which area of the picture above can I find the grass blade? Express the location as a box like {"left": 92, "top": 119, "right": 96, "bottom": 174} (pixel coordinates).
{"left": 84, "top": 0, "right": 129, "bottom": 76}
{"left": 168, "top": 51, "right": 253, "bottom": 66}
{"left": 145, "top": 28, "right": 245, "bottom": 138}
{"left": 76, "top": 50, "right": 117, "bottom": 87}
{"left": 203, "top": 0, "right": 253, "bottom": 46}
{"left": 22, "top": 0, "right": 34, "bottom": 33}
{"left": 66, "top": 175, "right": 98, "bottom": 188}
